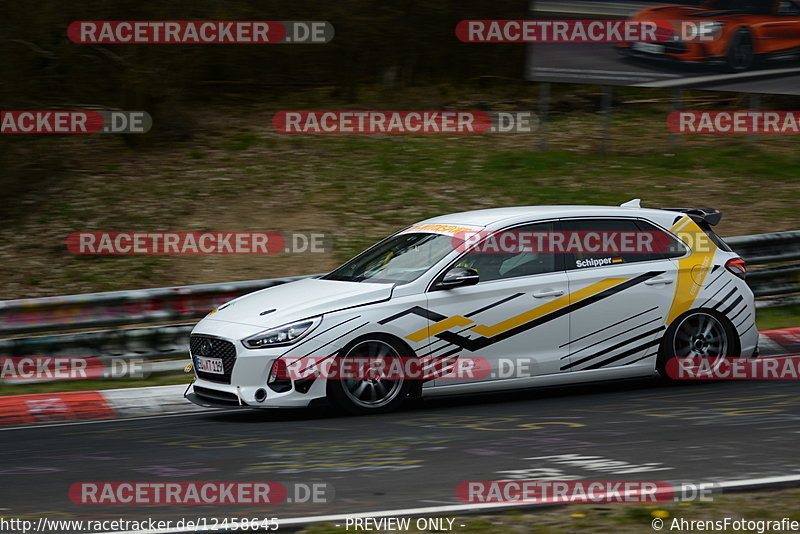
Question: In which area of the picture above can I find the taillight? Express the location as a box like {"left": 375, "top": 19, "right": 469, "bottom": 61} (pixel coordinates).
{"left": 725, "top": 258, "right": 746, "bottom": 279}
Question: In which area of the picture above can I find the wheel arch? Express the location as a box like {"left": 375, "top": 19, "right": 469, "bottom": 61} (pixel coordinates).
{"left": 657, "top": 306, "right": 742, "bottom": 373}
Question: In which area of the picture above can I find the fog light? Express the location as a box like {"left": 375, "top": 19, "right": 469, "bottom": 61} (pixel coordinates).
{"left": 267, "top": 359, "right": 292, "bottom": 393}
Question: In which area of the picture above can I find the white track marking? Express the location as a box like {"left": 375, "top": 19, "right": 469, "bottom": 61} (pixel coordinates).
{"left": 636, "top": 67, "right": 800, "bottom": 88}
{"left": 93, "top": 474, "right": 800, "bottom": 533}
{"left": 0, "top": 409, "right": 238, "bottom": 432}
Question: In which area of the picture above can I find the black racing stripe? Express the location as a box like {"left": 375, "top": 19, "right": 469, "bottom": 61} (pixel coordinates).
{"left": 295, "top": 352, "right": 337, "bottom": 374}
{"left": 720, "top": 295, "right": 744, "bottom": 317}
{"left": 294, "top": 321, "right": 369, "bottom": 357}
{"left": 700, "top": 278, "right": 732, "bottom": 308}
{"left": 436, "top": 347, "right": 461, "bottom": 359}
{"left": 581, "top": 337, "right": 663, "bottom": 370}
{"left": 559, "top": 306, "right": 659, "bottom": 348}
{"left": 283, "top": 315, "right": 362, "bottom": 354}
{"left": 735, "top": 312, "right": 752, "bottom": 330}
{"left": 379, "top": 306, "right": 447, "bottom": 325}
{"left": 742, "top": 322, "right": 757, "bottom": 335}
{"left": 422, "top": 338, "right": 449, "bottom": 352}
{"left": 421, "top": 348, "right": 462, "bottom": 382}
{"left": 437, "top": 271, "right": 665, "bottom": 352}
{"left": 422, "top": 340, "right": 463, "bottom": 358}
{"left": 561, "top": 316, "right": 662, "bottom": 360}
{"left": 712, "top": 287, "right": 738, "bottom": 311}
{"left": 703, "top": 270, "right": 726, "bottom": 291}
{"left": 561, "top": 326, "right": 665, "bottom": 370}
{"left": 711, "top": 264, "right": 721, "bottom": 273}
{"left": 728, "top": 303, "right": 748, "bottom": 323}
{"left": 623, "top": 350, "right": 658, "bottom": 365}
{"left": 465, "top": 293, "right": 525, "bottom": 318}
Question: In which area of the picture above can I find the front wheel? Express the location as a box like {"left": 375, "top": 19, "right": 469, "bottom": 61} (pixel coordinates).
{"left": 326, "top": 336, "right": 419, "bottom": 415}
{"left": 657, "top": 309, "right": 739, "bottom": 380}
{"left": 724, "top": 29, "right": 755, "bottom": 72}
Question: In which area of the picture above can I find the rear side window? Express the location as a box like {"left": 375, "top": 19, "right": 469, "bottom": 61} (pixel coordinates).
{"left": 698, "top": 223, "right": 733, "bottom": 252}
{"left": 634, "top": 219, "right": 690, "bottom": 259}
{"left": 560, "top": 218, "right": 670, "bottom": 270}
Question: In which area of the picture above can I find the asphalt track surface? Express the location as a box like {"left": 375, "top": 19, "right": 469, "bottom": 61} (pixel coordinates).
{"left": 527, "top": 39, "right": 800, "bottom": 94}
{"left": 2, "top": 359, "right": 800, "bottom": 530}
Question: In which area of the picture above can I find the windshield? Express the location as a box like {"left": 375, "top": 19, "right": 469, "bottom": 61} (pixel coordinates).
{"left": 324, "top": 232, "right": 455, "bottom": 284}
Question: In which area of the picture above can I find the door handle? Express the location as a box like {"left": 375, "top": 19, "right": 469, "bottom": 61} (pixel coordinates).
{"left": 533, "top": 289, "right": 565, "bottom": 298}
{"left": 644, "top": 277, "right": 674, "bottom": 286}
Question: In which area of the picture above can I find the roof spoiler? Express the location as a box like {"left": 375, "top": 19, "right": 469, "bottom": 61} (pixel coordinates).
{"left": 664, "top": 207, "right": 723, "bottom": 226}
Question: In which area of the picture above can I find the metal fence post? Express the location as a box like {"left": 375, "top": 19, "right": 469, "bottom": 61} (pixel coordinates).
{"left": 601, "top": 86, "right": 613, "bottom": 154}
{"left": 538, "top": 82, "right": 550, "bottom": 151}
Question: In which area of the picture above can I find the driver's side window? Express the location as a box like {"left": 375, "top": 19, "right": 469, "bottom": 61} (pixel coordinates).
{"left": 457, "top": 221, "right": 561, "bottom": 282}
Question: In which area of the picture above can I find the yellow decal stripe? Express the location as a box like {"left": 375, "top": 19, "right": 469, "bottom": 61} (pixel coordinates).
{"left": 666, "top": 218, "right": 717, "bottom": 324}
{"left": 469, "top": 278, "right": 628, "bottom": 338}
{"left": 405, "top": 315, "right": 473, "bottom": 343}
{"left": 670, "top": 216, "right": 691, "bottom": 234}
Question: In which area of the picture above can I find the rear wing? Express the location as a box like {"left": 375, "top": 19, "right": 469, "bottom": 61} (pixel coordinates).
{"left": 662, "top": 207, "right": 722, "bottom": 227}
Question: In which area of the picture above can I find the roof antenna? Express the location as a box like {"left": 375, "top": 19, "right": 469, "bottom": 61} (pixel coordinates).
{"left": 620, "top": 199, "right": 641, "bottom": 208}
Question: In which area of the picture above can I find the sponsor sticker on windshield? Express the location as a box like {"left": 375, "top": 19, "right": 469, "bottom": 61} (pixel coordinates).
{"left": 401, "top": 224, "right": 483, "bottom": 237}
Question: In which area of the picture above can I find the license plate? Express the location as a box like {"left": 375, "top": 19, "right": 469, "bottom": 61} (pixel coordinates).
{"left": 632, "top": 42, "right": 664, "bottom": 55}
{"left": 195, "top": 356, "right": 224, "bottom": 374}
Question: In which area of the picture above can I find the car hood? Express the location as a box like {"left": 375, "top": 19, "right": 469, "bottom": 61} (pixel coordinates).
{"left": 203, "top": 278, "right": 393, "bottom": 328}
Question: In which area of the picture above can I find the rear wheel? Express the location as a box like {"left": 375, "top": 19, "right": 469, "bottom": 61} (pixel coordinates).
{"left": 657, "top": 309, "right": 739, "bottom": 380}
{"left": 326, "top": 336, "right": 419, "bottom": 415}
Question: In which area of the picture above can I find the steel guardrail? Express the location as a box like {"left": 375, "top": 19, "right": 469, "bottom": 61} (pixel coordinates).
{"left": 0, "top": 231, "right": 796, "bottom": 384}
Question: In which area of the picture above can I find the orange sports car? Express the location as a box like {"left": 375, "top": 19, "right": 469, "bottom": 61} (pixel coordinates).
{"left": 618, "top": 0, "right": 800, "bottom": 71}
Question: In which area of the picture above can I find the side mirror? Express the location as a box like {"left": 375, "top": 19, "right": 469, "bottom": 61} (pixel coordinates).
{"left": 438, "top": 267, "right": 479, "bottom": 289}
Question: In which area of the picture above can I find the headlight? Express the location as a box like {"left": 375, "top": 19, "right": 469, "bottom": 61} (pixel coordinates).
{"left": 242, "top": 317, "right": 320, "bottom": 349}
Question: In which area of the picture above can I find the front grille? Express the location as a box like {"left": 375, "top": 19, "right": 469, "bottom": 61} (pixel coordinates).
{"left": 190, "top": 335, "right": 237, "bottom": 384}
{"left": 664, "top": 39, "right": 687, "bottom": 55}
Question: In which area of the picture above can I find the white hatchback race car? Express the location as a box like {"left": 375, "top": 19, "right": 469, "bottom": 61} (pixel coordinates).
{"left": 186, "top": 202, "right": 758, "bottom": 414}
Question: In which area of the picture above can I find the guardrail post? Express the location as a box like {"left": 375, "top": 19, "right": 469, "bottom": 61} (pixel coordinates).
{"left": 670, "top": 89, "right": 683, "bottom": 152}
{"left": 600, "top": 85, "right": 613, "bottom": 154}
{"left": 537, "top": 82, "right": 550, "bottom": 152}
{"left": 748, "top": 93, "right": 761, "bottom": 146}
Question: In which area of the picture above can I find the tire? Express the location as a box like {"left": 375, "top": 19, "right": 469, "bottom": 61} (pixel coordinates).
{"left": 657, "top": 309, "right": 740, "bottom": 381}
{"left": 724, "top": 29, "right": 755, "bottom": 72}
{"left": 326, "top": 335, "right": 420, "bottom": 415}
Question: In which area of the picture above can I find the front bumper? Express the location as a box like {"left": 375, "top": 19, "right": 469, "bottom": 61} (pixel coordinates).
{"left": 617, "top": 42, "right": 727, "bottom": 66}
{"left": 186, "top": 387, "right": 249, "bottom": 408}
{"left": 187, "top": 318, "right": 337, "bottom": 408}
